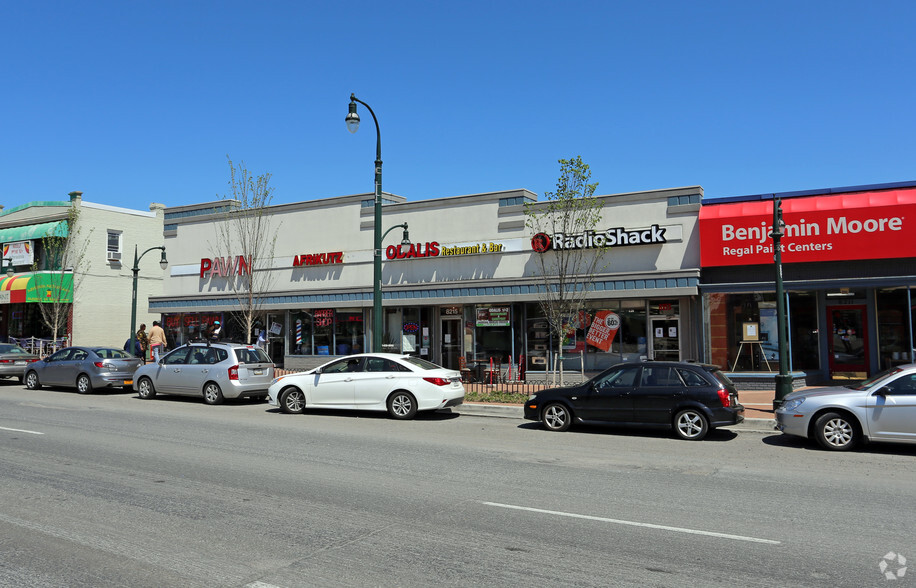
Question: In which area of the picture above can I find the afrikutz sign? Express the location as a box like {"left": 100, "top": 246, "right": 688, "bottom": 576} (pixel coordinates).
{"left": 699, "top": 188, "right": 916, "bottom": 267}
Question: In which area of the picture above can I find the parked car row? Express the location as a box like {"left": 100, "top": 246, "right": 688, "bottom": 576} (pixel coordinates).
{"left": 9, "top": 339, "right": 916, "bottom": 450}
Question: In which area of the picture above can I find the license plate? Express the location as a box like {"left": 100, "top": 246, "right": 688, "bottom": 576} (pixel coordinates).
{"left": 123, "top": 380, "right": 133, "bottom": 386}
{"left": 15, "top": 361, "right": 26, "bottom": 366}
{"left": 253, "top": 369, "right": 263, "bottom": 375}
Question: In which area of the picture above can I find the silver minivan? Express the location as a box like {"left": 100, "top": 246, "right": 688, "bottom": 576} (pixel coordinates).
{"left": 133, "top": 342, "right": 274, "bottom": 404}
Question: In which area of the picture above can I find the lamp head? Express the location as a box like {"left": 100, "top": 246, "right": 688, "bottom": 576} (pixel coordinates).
{"left": 5, "top": 267, "right": 12, "bottom": 278}
{"left": 401, "top": 224, "right": 410, "bottom": 246}
{"left": 159, "top": 248, "right": 169, "bottom": 270}
{"left": 346, "top": 99, "right": 360, "bottom": 134}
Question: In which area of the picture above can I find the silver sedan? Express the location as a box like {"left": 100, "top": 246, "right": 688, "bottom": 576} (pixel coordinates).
{"left": 24, "top": 346, "right": 143, "bottom": 394}
{"left": 775, "top": 364, "right": 916, "bottom": 450}
{"left": 0, "top": 344, "right": 40, "bottom": 382}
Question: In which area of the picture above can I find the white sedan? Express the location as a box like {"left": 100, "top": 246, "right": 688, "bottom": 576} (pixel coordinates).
{"left": 268, "top": 353, "right": 465, "bottom": 419}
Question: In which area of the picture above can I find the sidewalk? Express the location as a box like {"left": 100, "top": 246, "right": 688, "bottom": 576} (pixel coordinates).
{"left": 452, "top": 387, "right": 789, "bottom": 433}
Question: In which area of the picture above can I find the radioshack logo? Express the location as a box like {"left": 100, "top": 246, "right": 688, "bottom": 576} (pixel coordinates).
{"left": 531, "top": 225, "right": 667, "bottom": 251}
{"left": 531, "top": 233, "right": 551, "bottom": 252}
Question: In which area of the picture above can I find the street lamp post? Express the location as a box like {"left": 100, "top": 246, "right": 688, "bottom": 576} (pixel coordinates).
{"left": 130, "top": 244, "right": 168, "bottom": 358}
{"left": 1, "top": 257, "right": 14, "bottom": 278}
{"left": 771, "top": 197, "right": 793, "bottom": 408}
{"left": 346, "top": 93, "right": 410, "bottom": 353}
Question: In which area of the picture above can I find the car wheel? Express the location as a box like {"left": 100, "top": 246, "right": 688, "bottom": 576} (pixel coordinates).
{"left": 137, "top": 377, "right": 156, "bottom": 400}
{"left": 674, "top": 409, "right": 709, "bottom": 440}
{"left": 25, "top": 371, "right": 41, "bottom": 390}
{"left": 542, "top": 402, "right": 572, "bottom": 432}
{"left": 387, "top": 391, "right": 418, "bottom": 420}
{"left": 76, "top": 374, "right": 93, "bottom": 395}
{"left": 813, "top": 411, "right": 858, "bottom": 451}
{"left": 203, "top": 382, "right": 224, "bottom": 405}
{"left": 279, "top": 388, "right": 305, "bottom": 414}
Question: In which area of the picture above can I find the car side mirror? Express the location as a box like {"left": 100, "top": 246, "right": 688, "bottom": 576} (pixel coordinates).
{"left": 873, "top": 387, "right": 890, "bottom": 397}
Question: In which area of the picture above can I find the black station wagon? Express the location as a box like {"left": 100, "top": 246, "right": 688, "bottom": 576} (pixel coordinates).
{"left": 524, "top": 361, "right": 744, "bottom": 440}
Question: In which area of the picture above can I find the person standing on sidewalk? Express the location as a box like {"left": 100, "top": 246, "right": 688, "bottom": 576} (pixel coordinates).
{"left": 136, "top": 324, "right": 149, "bottom": 363}
{"left": 148, "top": 321, "right": 167, "bottom": 362}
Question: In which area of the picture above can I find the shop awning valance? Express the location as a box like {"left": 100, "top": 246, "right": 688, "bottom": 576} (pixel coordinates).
{"left": 0, "top": 272, "right": 73, "bottom": 304}
{"left": 0, "top": 220, "right": 68, "bottom": 244}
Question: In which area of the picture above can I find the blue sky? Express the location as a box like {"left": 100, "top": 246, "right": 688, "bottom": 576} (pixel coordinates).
{"left": 4, "top": 1, "right": 915, "bottom": 210}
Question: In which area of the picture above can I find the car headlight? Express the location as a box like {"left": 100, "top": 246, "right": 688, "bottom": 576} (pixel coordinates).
{"left": 781, "top": 397, "right": 805, "bottom": 412}
{"left": 528, "top": 393, "right": 538, "bottom": 401}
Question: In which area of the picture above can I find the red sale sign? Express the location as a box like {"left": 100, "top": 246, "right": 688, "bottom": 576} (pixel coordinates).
{"left": 586, "top": 311, "right": 621, "bottom": 352}
{"left": 699, "top": 188, "right": 916, "bottom": 267}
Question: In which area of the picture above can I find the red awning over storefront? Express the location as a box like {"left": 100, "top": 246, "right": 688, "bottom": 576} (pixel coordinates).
{"left": 699, "top": 188, "right": 916, "bottom": 267}
{"left": 0, "top": 274, "right": 32, "bottom": 304}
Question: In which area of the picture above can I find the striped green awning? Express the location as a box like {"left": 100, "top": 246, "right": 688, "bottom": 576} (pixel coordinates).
{"left": 0, "top": 272, "right": 73, "bottom": 304}
{"left": 0, "top": 220, "right": 68, "bottom": 243}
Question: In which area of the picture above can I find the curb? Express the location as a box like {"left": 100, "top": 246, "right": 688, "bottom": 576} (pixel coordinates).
{"left": 450, "top": 403, "right": 778, "bottom": 433}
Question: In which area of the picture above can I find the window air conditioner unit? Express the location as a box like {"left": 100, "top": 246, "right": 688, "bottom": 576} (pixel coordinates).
{"left": 108, "top": 251, "right": 122, "bottom": 261}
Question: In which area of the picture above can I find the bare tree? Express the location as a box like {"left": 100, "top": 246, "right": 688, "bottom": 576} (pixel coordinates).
{"left": 210, "top": 157, "right": 280, "bottom": 344}
{"left": 525, "top": 156, "right": 603, "bottom": 380}
{"left": 32, "top": 203, "right": 92, "bottom": 344}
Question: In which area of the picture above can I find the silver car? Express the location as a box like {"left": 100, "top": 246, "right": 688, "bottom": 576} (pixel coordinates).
{"left": 775, "top": 364, "right": 916, "bottom": 450}
{"left": 24, "top": 346, "right": 143, "bottom": 393}
{"left": 0, "top": 344, "right": 41, "bottom": 382}
{"left": 133, "top": 342, "right": 274, "bottom": 405}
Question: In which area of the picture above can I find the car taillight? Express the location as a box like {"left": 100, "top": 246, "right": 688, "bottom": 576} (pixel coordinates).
{"left": 423, "top": 377, "right": 450, "bottom": 386}
{"left": 28, "top": 358, "right": 39, "bottom": 362}
{"left": 0, "top": 359, "right": 11, "bottom": 364}
{"left": 94, "top": 362, "right": 106, "bottom": 369}
{"left": 717, "top": 389, "right": 731, "bottom": 407}
{"left": 228, "top": 365, "right": 239, "bottom": 380}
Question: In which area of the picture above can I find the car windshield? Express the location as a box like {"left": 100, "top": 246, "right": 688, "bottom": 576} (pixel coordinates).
{"left": 849, "top": 367, "right": 905, "bottom": 391}
{"left": 400, "top": 356, "right": 444, "bottom": 371}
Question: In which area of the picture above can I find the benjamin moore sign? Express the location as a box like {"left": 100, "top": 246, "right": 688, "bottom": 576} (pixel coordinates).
{"left": 699, "top": 188, "right": 916, "bottom": 267}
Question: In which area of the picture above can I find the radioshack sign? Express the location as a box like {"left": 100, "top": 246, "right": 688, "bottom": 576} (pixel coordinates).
{"left": 699, "top": 189, "right": 916, "bottom": 266}
{"left": 530, "top": 226, "right": 667, "bottom": 252}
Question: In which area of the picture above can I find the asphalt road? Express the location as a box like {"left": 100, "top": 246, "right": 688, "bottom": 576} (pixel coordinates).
{"left": 0, "top": 383, "right": 914, "bottom": 587}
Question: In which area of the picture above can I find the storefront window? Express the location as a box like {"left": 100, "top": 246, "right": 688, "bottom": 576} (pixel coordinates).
{"left": 288, "top": 308, "right": 363, "bottom": 356}
{"left": 789, "top": 292, "right": 818, "bottom": 370}
{"left": 163, "top": 312, "right": 224, "bottom": 347}
{"left": 312, "top": 309, "right": 334, "bottom": 355}
{"left": 523, "top": 301, "right": 645, "bottom": 372}
{"left": 383, "top": 308, "right": 400, "bottom": 353}
{"left": 465, "top": 304, "right": 517, "bottom": 374}
{"left": 379, "top": 307, "right": 432, "bottom": 357}
{"left": 706, "top": 292, "right": 820, "bottom": 372}
{"left": 289, "top": 311, "right": 314, "bottom": 355}
{"left": 705, "top": 293, "right": 776, "bottom": 371}
{"left": 334, "top": 311, "right": 364, "bottom": 355}
{"left": 877, "top": 288, "right": 914, "bottom": 370}
{"left": 617, "top": 301, "right": 647, "bottom": 362}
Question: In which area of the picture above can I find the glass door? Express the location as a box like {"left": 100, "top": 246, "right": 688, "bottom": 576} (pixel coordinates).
{"left": 828, "top": 305, "right": 869, "bottom": 376}
{"left": 440, "top": 318, "right": 461, "bottom": 370}
{"left": 650, "top": 318, "right": 680, "bottom": 361}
